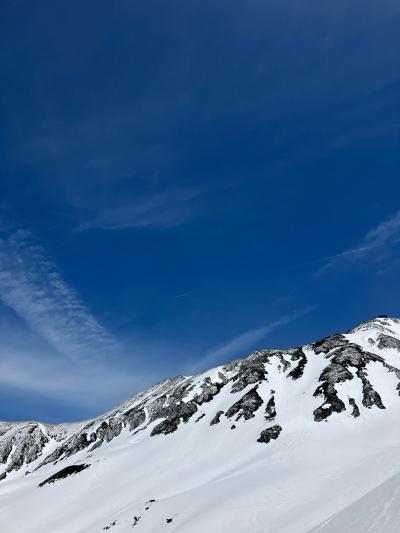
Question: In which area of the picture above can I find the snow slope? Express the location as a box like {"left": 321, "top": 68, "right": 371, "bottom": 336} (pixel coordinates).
{"left": 309, "top": 470, "right": 400, "bottom": 533}
{"left": 0, "top": 316, "right": 400, "bottom": 533}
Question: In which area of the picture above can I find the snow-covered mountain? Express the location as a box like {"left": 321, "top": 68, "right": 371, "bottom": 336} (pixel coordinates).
{"left": 1, "top": 316, "right": 400, "bottom": 533}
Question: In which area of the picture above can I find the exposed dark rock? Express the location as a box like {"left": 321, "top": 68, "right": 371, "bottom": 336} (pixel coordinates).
{"left": 218, "top": 371, "right": 228, "bottom": 384}
{"left": 132, "top": 516, "right": 141, "bottom": 527}
{"left": 0, "top": 439, "right": 13, "bottom": 465}
{"left": 231, "top": 355, "right": 268, "bottom": 393}
{"left": 193, "top": 377, "right": 224, "bottom": 405}
{"left": 150, "top": 417, "right": 178, "bottom": 436}
{"left": 38, "top": 380, "right": 200, "bottom": 466}
{"left": 348, "top": 398, "right": 360, "bottom": 418}
{"left": 313, "top": 389, "right": 347, "bottom": 422}
{"left": 311, "top": 334, "right": 348, "bottom": 355}
{"left": 103, "top": 520, "right": 117, "bottom": 530}
{"left": 287, "top": 348, "right": 308, "bottom": 380}
{"left": 145, "top": 395, "right": 169, "bottom": 422}
{"left": 169, "top": 381, "right": 195, "bottom": 402}
{"left": 210, "top": 411, "right": 224, "bottom": 426}
{"left": 123, "top": 407, "right": 146, "bottom": 432}
{"left": 42, "top": 431, "right": 96, "bottom": 465}
{"left": 151, "top": 401, "right": 198, "bottom": 436}
{"left": 195, "top": 413, "right": 206, "bottom": 423}
{"left": 226, "top": 386, "right": 263, "bottom": 421}
{"left": 166, "top": 518, "right": 173, "bottom": 523}
{"left": 38, "top": 463, "right": 90, "bottom": 487}
{"left": 313, "top": 369, "right": 353, "bottom": 422}
{"left": 229, "top": 349, "right": 292, "bottom": 393}
{"left": 264, "top": 395, "right": 276, "bottom": 421}
{"left": 357, "top": 369, "right": 385, "bottom": 410}
{"left": 377, "top": 334, "right": 400, "bottom": 351}
{"left": 90, "top": 418, "right": 123, "bottom": 446}
{"left": 0, "top": 424, "right": 49, "bottom": 479}
{"left": 146, "top": 380, "right": 195, "bottom": 424}
{"left": 144, "top": 499, "right": 156, "bottom": 512}
{"left": 257, "top": 425, "right": 282, "bottom": 444}
{"left": 333, "top": 344, "right": 384, "bottom": 366}
{"left": 313, "top": 343, "right": 390, "bottom": 421}
{"left": 230, "top": 425, "right": 236, "bottom": 430}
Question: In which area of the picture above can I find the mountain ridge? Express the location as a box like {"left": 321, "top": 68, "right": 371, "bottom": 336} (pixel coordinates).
{"left": 1, "top": 315, "right": 400, "bottom": 532}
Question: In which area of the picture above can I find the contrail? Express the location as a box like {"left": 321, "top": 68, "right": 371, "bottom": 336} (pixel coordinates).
{"left": 283, "top": 239, "right": 400, "bottom": 272}
{"left": 174, "top": 291, "right": 193, "bottom": 299}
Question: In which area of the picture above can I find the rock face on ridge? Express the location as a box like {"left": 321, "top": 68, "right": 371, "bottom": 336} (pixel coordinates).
{"left": 1, "top": 316, "right": 400, "bottom": 483}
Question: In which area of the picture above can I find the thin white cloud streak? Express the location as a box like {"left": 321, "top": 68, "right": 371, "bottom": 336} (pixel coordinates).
{"left": 0, "top": 307, "right": 176, "bottom": 415}
{"left": 285, "top": 241, "right": 400, "bottom": 272}
{"left": 283, "top": 211, "right": 400, "bottom": 274}
{"left": 190, "top": 306, "right": 315, "bottom": 373}
{"left": 77, "top": 189, "right": 200, "bottom": 232}
{"left": 0, "top": 228, "right": 120, "bottom": 362}
{"left": 0, "top": 339, "right": 158, "bottom": 418}
{"left": 363, "top": 211, "right": 400, "bottom": 246}
{"left": 317, "top": 211, "right": 400, "bottom": 275}
{"left": 174, "top": 291, "right": 193, "bottom": 299}
{"left": 0, "top": 348, "right": 131, "bottom": 410}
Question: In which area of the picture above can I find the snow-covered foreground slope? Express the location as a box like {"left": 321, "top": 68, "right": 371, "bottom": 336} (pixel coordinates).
{"left": 309, "top": 470, "right": 400, "bottom": 533}
{"left": 1, "top": 316, "right": 400, "bottom": 533}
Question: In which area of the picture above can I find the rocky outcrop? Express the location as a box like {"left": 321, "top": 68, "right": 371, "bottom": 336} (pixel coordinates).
{"left": 39, "top": 377, "right": 197, "bottom": 466}
{"left": 257, "top": 425, "right": 282, "bottom": 444}
{"left": 230, "top": 353, "right": 269, "bottom": 393}
{"left": 38, "top": 464, "right": 90, "bottom": 487}
{"left": 357, "top": 369, "right": 385, "bottom": 409}
{"left": 225, "top": 386, "right": 263, "bottom": 421}
{"left": 210, "top": 411, "right": 224, "bottom": 426}
{"left": 311, "top": 334, "right": 348, "bottom": 355}
{"left": 230, "top": 350, "right": 290, "bottom": 393}
{"left": 123, "top": 407, "right": 146, "bottom": 432}
{"left": 151, "top": 401, "right": 198, "bottom": 436}
{"left": 377, "top": 334, "right": 400, "bottom": 351}
{"left": 0, "top": 424, "right": 50, "bottom": 480}
{"left": 349, "top": 398, "right": 360, "bottom": 418}
{"left": 193, "top": 377, "right": 225, "bottom": 405}
{"left": 287, "top": 348, "right": 307, "bottom": 380}
{"left": 313, "top": 343, "right": 388, "bottom": 421}
{"left": 89, "top": 418, "right": 124, "bottom": 451}
{"left": 264, "top": 393, "right": 276, "bottom": 422}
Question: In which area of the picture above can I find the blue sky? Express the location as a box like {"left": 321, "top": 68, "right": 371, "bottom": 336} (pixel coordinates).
{"left": 0, "top": 0, "right": 399, "bottom": 422}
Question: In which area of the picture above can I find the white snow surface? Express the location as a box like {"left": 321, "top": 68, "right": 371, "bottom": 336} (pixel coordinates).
{"left": 0, "top": 316, "right": 400, "bottom": 532}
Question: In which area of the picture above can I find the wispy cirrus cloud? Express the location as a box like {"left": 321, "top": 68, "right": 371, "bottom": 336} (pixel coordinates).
{"left": 317, "top": 210, "right": 400, "bottom": 275}
{"left": 0, "top": 226, "right": 121, "bottom": 362}
{"left": 190, "top": 306, "right": 315, "bottom": 373}
{"left": 76, "top": 189, "right": 201, "bottom": 232}
{"left": 0, "top": 223, "right": 157, "bottom": 415}
{"left": 283, "top": 211, "right": 400, "bottom": 274}
{"left": 0, "top": 343, "right": 136, "bottom": 413}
